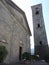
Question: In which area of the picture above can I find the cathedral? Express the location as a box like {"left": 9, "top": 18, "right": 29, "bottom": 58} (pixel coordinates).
{"left": 0, "top": 0, "right": 31, "bottom": 63}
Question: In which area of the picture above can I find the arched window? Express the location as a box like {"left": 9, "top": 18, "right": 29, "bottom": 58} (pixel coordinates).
{"left": 38, "top": 23, "right": 40, "bottom": 28}
{"left": 39, "top": 41, "right": 42, "bottom": 46}
{"left": 36, "top": 11, "right": 39, "bottom": 15}
{"left": 35, "top": 7, "right": 39, "bottom": 15}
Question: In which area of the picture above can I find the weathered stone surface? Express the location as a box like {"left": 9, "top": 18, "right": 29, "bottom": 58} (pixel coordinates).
{"left": 0, "top": 0, "right": 31, "bottom": 63}
{"left": 31, "top": 4, "right": 48, "bottom": 58}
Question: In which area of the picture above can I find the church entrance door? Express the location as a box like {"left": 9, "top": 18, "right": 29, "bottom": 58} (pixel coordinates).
{"left": 19, "top": 47, "right": 22, "bottom": 60}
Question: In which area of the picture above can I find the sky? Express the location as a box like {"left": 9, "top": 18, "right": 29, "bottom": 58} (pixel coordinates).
{"left": 12, "top": 0, "right": 49, "bottom": 49}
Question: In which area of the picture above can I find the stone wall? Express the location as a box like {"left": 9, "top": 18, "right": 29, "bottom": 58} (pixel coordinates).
{"left": 31, "top": 4, "right": 48, "bottom": 58}
{"left": 0, "top": 1, "right": 30, "bottom": 63}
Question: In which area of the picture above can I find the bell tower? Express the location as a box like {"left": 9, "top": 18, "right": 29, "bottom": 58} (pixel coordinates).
{"left": 31, "top": 4, "right": 48, "bottom": 58}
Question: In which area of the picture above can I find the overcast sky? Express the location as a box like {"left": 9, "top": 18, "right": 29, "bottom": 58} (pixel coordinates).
{"left": 12, "top": 0, "right": 49, "bottom": 49}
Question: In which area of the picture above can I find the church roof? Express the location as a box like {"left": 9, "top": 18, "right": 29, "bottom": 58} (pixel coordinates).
{"left": 5, "top": 0, "right": 31, "bottom": 36}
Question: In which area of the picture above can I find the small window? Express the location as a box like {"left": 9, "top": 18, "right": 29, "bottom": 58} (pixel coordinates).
{"left": 36, "top": 11, "right": 39, "bottom": 15}
{"left": 38, "top": 24, "right": 40, "bottom": 28}
{"left": 39, "top": 41, "right": 42, "bottom": 46}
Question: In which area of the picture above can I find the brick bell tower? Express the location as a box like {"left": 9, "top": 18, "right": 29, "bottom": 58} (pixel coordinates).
{"left": 31, "top": 4, "right": 48, "bottom": 59}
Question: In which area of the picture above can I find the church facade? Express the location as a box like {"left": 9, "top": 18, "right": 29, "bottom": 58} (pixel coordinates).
{"left": 0, "top": 0, "right": 31, "bottom": 63}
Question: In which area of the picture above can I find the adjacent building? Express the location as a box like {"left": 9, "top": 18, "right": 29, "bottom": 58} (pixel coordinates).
{"left": 0, "top": 0, "right": 31, "bottom": 63}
